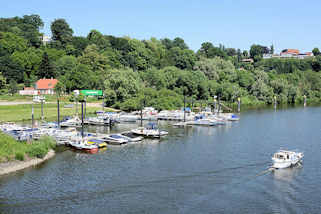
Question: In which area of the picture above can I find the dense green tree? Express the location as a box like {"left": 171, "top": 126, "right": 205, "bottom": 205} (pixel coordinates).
{"left": 198, "top": 42, "right": 227, "bottom": 59}
{"left": 8, "top": 79, "right": 18, "bottom": 94}
{"left": 0, "top": 55, "right": 24, "bottom": 82}
{"left": 0, "top": 32, "right": 28, "bottom": 54}
{"left": 71, "top": 36, "right": 89, "bottom": 56}
{"left": 140, "top": 67, "right": 167, "bottom": 90}
{"left": 250, "top": 44, "right": 269, "bottom": 62}
{"left": 172, "top": 37, "right": 189, "bottom": 50}
{"left": 87, "top": 30, "right": 110, "bottom": 50}
{"left": 55, "top": 55, "right": 77, "bottom": 76}
{"left": 312, "top": 48, "right": 320, "bottom": 56}
{"left": 104, "top": 69, "right": 142, "bottom": 105}
{"left": 10, "top": 47, "right": 42, "bottom": 80}
{"left": 0, "top": 72, "right": 6, "bottom": 89}
{"left": 168, "top": 47, "right": 196, "bottom": 70}
{"left": 50, "top": 19, "right": 73, "bottom": 48}
{"left": 37, "top": 52, "right": 56, "bottom": 78}
{"left": 237, "top": 70, "right": 255, "bottom": 89}
{"left": 226, "top": 48, "right": 236, "bottom": 56}
{"left": 78, "top": 44, "right": 109, "bottom": 73}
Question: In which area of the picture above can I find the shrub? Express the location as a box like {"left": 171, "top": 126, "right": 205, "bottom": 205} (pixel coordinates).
{"left": 15, "top": 152, "right": 25, "bottom": 161}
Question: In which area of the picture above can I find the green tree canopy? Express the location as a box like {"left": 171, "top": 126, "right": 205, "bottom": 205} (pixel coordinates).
{"left": 50, "top": 19, "right": 73, "bottom": 48}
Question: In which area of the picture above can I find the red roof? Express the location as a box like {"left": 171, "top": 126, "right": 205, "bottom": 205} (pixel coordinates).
{"left": 281, "top": 49, "right": 299, "bottom": 55}
{"left": 36, "top": 79, "right": 58, "bottom": 89}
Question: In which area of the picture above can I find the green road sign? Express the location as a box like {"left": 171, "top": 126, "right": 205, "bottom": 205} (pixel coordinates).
{"left": 80, "top": 90, "right": 103, "bottom": 96}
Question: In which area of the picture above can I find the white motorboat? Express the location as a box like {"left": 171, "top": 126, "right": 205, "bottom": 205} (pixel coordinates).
{"left": 272, "top": 150, "right": 304, "bottom": 169}
{"left": 131, "top": 123, "right": 168, "bottom": 138}
{"left": 84, "top": 116, "right": 111, "bottom": 125}
{"left": 100, "top": 134, "right": 128, "bottom": 145}
{"left": 118, "top": 114, "right": 139, "bottom": 122}
{"left": 120, "top": 132, "right": 144, "bottom": 142}
{"left": 218, "top": 113, "right": 240, "bottom": 121}
{"left": 186, "top": 118, "right": 218, "bottom": 126}
{"left": 60, "top": 117, "right": 82, "bottom": 127}
{"left": 69, "top": 137, "right": 99, "bottom": 153}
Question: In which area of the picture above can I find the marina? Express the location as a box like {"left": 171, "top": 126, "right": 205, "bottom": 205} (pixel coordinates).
{"left": 0, "top": 106, "right": 320, "bottom": 214}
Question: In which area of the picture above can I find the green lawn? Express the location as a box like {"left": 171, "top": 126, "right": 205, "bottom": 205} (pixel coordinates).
{"left": 0, "top": 102, "right": 103, "bottom": 122}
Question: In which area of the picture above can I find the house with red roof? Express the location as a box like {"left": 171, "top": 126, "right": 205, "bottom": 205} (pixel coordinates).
{"left": 35, "top": 78, "right": 58, "bottom": 95}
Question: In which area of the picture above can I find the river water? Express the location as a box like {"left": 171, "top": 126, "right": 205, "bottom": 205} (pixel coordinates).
{"left": 0, "top": 106, "right": 320, "bottom": 214}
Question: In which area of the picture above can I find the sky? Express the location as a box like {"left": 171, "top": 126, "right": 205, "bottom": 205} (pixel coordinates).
{"left": 2, "top": 0, "right": 321, "bottom": 53}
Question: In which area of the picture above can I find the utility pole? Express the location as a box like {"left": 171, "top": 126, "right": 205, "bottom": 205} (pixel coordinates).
{"left": 84, "top": 96, "right": 87, "bottom": 119}
{"left": 237, "top": 97, "right": 241, "bottom": 113}
{"left": 31, "top": 102, "right": 34, "bottom": 130}
{"left": 41, "top": 97, "right": 44, "bottom": 121}
{"left": 81, "top": 101, "right": 84, "bottom": 138}
{"left": 57, "top": 98, "right": 60, "bottom": 128}
{"left": 184, "top": 93, "right": 186, "bottom": 122}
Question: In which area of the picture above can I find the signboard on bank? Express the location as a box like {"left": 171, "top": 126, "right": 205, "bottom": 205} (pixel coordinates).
{"left": 80, "top": 90, "right": 103, "bottom": 96}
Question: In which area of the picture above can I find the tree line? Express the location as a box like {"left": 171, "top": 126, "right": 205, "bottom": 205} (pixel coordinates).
{"left": 0, "top": 15, "right": 320, "bottom": 110}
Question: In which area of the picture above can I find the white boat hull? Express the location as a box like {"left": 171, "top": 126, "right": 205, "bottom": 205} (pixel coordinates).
{"left": 272, "top": 151, "right": 303, "bottom": 169}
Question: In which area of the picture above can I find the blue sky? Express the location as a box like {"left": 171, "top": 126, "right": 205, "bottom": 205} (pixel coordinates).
{"left": 2, "top": 0, "right": 320, "bottom": 53}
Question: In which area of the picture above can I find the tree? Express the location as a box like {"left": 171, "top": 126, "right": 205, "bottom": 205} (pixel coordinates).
{"left": 55, "top": 55, "right": 77, "bottom": 76}
{"left": 104, "top": 69, "right": 142, "bottom": 104}
{"left": 168, "top": 47, "right": 197, "bottom": 70}
{"left": 0, "top": 55, "right": 24, "bottom": 82}
{"left": 37, "top": 52, "right": 56, "bottom": 78}
{"left": 172, "top": 37, "right": 189, "bottom": 50}
{"left": 8, "top": 79, "right": 18, "bottom": 95}
{"left": 250, "top": 44, "right": 269, "bottom": 62}
{"left": 71, "top": 36, "right": 89, "bottom": 56}
{"left": 50, "top": 19, "right": 73, "bottom": 48}
{"left": 312, "top": 48, "right": 320, "bottom": 56}
{"left": 78, "top": 44, "right": 109, "bottom": 74}
{"left": 0, "top": 72, "right": 6, "bottom": 89}
{"left": 87, "top": 30, "right": 110, "bottom": 50}
{"left": 54, "top": 80, "right": 66, "bottom": 96}
{"left": 270, "top": 44, "right": 274, "bottom": 54}
{"left": 198, "top": 42, "right": 228, "bottom": 59}
{"left": 0, "top": 32, "right": 28, "bottom": 54}
{"left": 243, "top": 50, "right": 249, "bottom": 58}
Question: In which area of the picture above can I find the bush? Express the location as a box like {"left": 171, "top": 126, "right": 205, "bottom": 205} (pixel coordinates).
{"left": 27, "top": 145, "right": 48, "bottom": 159}
{"left": 15, "top": 152, "right": 25, "bottom": 161}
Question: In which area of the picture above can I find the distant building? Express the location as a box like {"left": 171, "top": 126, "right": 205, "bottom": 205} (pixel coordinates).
{"left": 41, "top": 35, "right": 51, "bottom": 45}
{"left": 35, "top": 78, "right": 58, "bottom": 95}
{"left": 280, "top": 49, "right": 300, "bottom": 57}
{"left": 241, "top": 58, "right": 254, "bottom": 63}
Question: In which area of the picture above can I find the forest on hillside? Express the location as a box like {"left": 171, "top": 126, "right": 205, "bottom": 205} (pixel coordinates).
{"left": 0, "top": 15, "right": 320, "bottom": 110}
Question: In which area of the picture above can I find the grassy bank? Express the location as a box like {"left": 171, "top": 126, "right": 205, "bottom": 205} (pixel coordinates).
{"left": 0, "top": 102, "right": 104, "bottom": 122}
{"left": 0, "top": 132, "right": 56, "bottom": 163}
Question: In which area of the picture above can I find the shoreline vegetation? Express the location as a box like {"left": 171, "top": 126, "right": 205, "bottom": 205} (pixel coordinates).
{"left": 0, "top": 149, "right": 55, "bottom": 176}
{"left": 0, "top": 14, "right": 320, "bottom": 113}
{"left": 0, "top": 132, "right": 56, "bottom": 175}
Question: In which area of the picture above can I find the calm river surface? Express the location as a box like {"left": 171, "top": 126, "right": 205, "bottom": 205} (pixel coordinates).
{"left": 0, "top": 106, "right": 320, "bottom": 213}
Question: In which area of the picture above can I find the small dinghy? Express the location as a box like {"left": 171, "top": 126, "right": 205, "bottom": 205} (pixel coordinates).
{"left": 272, "top": 150, "right": 304, "bottom": 169}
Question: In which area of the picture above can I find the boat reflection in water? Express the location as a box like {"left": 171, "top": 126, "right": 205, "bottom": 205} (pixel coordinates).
{"left": 272, "top": 164, "right": 303, "bottom": 182}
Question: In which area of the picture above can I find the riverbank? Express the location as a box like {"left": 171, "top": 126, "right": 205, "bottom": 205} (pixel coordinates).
{"left": 0, "top": 149, "right": 55, "bottom": 176}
